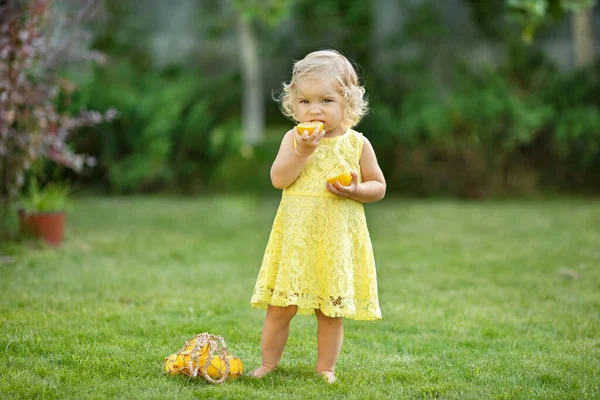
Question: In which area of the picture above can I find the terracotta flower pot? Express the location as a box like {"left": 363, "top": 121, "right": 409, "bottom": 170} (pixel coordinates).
{"left": 18, "top": 209, "right": 66, "bottom": 247}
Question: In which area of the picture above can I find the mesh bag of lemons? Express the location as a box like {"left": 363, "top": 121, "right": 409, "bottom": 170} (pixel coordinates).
{"left": 163, "top": 332, "right": 243, "bottom": 384}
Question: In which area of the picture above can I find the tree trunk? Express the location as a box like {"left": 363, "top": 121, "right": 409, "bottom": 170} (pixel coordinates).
{"left": 572, "top": 6, "right": 595, "bottom": 68}
{"left": 371, "top": 0, "right": 403, "bottom": 72}
{"left": 0, "top": 157, "right": 8, "bottom": 235}
{"left": 237, "top": 14, "right": 264, "bottom": 145}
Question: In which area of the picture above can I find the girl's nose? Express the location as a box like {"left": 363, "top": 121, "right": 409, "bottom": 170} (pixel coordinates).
{"left": 309, "top": 105, "right": 323, "bottom": 114}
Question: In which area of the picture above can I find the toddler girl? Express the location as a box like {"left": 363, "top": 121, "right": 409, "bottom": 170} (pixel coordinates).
{"left": 249, "top": 49, "right": 386, "bottom": 383}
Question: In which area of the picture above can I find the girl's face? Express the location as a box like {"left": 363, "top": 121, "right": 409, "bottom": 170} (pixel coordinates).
{"left": 295, "top": 75, "right": 345, "bottom": 136}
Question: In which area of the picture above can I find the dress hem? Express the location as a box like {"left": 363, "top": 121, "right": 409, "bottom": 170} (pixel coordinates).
{"left": 250, "top": 299, "right": 382, "bottom": 321}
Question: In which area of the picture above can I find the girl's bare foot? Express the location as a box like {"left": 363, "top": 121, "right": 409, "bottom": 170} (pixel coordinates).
{"left": 247, "top": 365, "right": 275, "bottom": 378}
{"left": 317, "top": 370, "right": 336, "bottom": 384}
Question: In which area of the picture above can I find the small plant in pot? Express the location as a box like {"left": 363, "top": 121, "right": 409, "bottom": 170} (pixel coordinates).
{"left": 18, "top": 179, "right": 70, "bottom": 247}
{"left": 0, "top": 1, "right": 116, "bottom": 240}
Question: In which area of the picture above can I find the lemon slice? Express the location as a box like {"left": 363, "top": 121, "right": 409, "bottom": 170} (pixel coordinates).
{"left": 327, "top": 172, "right": 352, "bottom": 186}
{"left": 297, "top": 121, "right": 323, "bottom": 136}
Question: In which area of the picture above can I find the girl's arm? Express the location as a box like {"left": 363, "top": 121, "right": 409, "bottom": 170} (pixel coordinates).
{"left": 270, "top": 127, "right": 326, "bottom": 189}
{"left": 326, "top": 137, "right": 386, "bottom": 202}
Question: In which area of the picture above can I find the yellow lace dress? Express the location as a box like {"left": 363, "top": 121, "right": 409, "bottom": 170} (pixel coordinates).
{"left": 250, "top": 129, "right": 381, "bottom": 320}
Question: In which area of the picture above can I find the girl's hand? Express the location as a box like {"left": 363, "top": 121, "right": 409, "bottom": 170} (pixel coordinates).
{"left": 326, "top": 171, "right": 360, "bottom": 199}
{"left": 294, "top": 124, "right": 326, "bottom": 157}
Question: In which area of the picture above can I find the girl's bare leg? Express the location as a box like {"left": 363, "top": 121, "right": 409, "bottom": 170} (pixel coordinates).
{"left": 314, "top": 308, "right": 343, "bottom": 383}
{"left": 248, "top": 304, "right": 298, "bottom": 378}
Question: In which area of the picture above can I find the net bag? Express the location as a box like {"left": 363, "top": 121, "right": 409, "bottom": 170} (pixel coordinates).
{"left": 163, "top": 332, "right": 244, "bottom": 384}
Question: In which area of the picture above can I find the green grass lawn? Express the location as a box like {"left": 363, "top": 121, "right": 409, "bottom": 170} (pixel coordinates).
{"left": 1, "top": 196, "right": 599, "bottom": 399}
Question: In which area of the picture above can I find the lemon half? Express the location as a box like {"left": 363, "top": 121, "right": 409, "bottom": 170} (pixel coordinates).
{"left": 327, "top": 172, "right": 352, "bottom": 186}
{"left": 297, "top": 121, "right": 323, "bottom": 136}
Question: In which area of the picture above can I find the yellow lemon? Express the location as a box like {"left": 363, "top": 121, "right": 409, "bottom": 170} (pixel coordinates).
{"left": 204, "top": 356, "right": 226, "bottom": 379}
{"left": 327, "top": 172, "right": 352, "bottom": 186}
{"left": 226, "top": 355, "right": 244, "bottom": 378}
{"left": 182, "top": 353, "right": 193, "bottom": 373}
{"left": 191, "top": 344, "right": 210, "bottom": 369}
{"left": 164, "top": 353, "right": 180, "bottom": 375}
{"left": 297, "top": 121, "right": 323, "bottom": 136}
{"left": 185, "top": 339, "right": 208, "bottom": 353}
{"left": 184, "top": 339, "right": 197, "bottom": 352}
{"left": 173, "top": 354, "right": 183, "bottom": 369}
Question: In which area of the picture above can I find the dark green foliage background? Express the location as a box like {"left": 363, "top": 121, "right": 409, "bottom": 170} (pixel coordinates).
{"left": 63, "top": 0, "right": 600, "bottom": 197}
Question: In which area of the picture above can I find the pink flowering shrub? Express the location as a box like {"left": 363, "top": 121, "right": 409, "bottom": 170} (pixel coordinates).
{"left": 0, "top": 0, "right": 116, "bottom": 205}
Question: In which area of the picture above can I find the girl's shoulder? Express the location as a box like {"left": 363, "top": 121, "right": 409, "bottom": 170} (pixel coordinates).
{"left": 349, "top": 128, "right": 363, "bottom": 138}
{"left": 347, "top": 129, "right": 365, "bottom": 153}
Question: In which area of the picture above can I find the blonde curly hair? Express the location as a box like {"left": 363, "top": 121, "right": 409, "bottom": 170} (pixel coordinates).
{"left": 276, "top": 49, "right": 369, "bottom": 130}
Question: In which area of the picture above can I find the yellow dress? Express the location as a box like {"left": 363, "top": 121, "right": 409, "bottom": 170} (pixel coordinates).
{"left": 250, "top": 129, "right": 381, "bottom": 320}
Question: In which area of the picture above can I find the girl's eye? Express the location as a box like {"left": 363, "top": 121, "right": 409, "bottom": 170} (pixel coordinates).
{"left": 299, "top": 100, "right": 309, "bottom": 104}
{"left": 323, "top": 99, "right": 333, "bottom": 103}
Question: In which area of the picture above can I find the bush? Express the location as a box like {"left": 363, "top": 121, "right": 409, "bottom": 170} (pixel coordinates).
{"left": 208, "top": 129, "right": 283, "bottom": 195}
{"left": 360, "top": 51, "right": 600, "bottom": 197}
{"left": 69, "top": 63, "right": 241, "bottom": 193}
